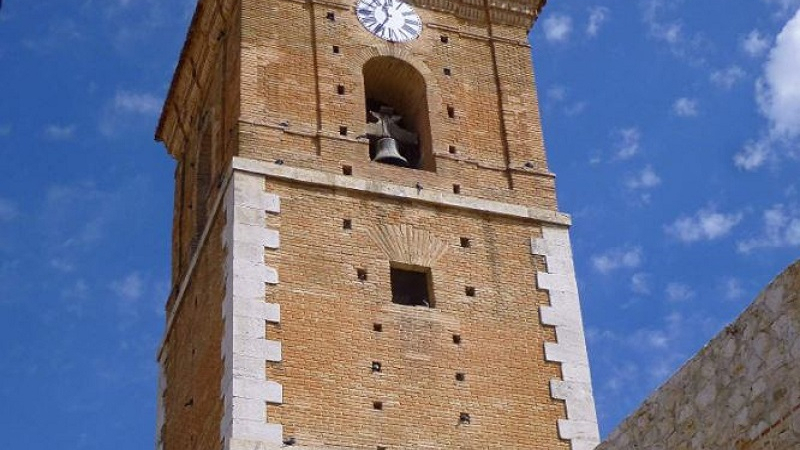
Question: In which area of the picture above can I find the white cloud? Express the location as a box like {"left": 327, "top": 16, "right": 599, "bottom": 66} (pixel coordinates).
{"left": 547, "top": 86, "right": 567, "bottom": 101}
{"left": 614, "top": 127, "right": 641, "bottom": 160}
{"left": 101, "top": 91, "right": 163, "bottom": 136}
{"left": 631, "top": 272, "right": 651, "bottom": 295}
{"left": 722, "top": 277, "right": 745, "bottom": 301}
{"left": 592, "top": 246, "right": 643, "bottom": 274}
{"left": 44, "top": 124, "right": 76, "bottom": 141}
{"left": 742, "top": 30, "right": 770, "bottom": 57}
{"left": 666, "top": 282, "right": 695, "bottom": 302}
{"left": 113, "top": 91, "right": 161, "bottom": 115}
{"left": 756, "top": 9, "right": 800, "bottom": 144}
{"left": 641, "top": 0, "right": 709, "bottom": 64}
{"left": 587, "top": 7, "right": 610, "bottom": 37}
{"left": 626, "top": 165, "right": 662, "bottom": 190}
{"left": 736, "top": 9, "right": 800, "bottom": 171}
{"left": 110, "top": 272, "right": 144, "bottom": 301}
{"left": 665, "top": 207, "right": 743, "bottom": 243}
{"left": 0, "top": 198, "right": 18, "bottom": 222}
{"left": 710, "top": 66, "right": 746, "bottom": 89}
{"left": 564, "top": 102, "right": 587, "bottom": 116}
{"left": 672, "top": 97, "right": 699, "bottom": 117}
{"left": 737, "top": 204, "right": 800, "bottom": 252}
{"left": 734, "top": 138, "right": 772, "bottom": 171}
{"left": 542, "top": 13, "right": 573, "bottom": 43}
{"left": 762, "top": 0, "right": 800, "bottom": 14}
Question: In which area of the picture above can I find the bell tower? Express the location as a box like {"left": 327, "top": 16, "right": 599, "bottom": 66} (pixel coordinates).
{"left": 154, "top": 0, "right": 600, "bottom": 449}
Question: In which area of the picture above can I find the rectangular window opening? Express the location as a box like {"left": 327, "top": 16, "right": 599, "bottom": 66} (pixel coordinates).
{"left": 390, "top": 265, "right": 434, "bottom": 307}
{"left": 333, "top": 45, "right": 340, "bottom": 54}
{"left": 337, "top": 85, "right": 345, "bottom": 95}
{"left": 460, "top": 237, "right": 471, "bottom": 248}
{"left": 447, "top": 106, "right": 455, "bottom": 118}
{"left": 343, "top": 219, "right": 352, "bottom": 230}
{"left": 342, "top": 165, "right": 353, "bottom": 176}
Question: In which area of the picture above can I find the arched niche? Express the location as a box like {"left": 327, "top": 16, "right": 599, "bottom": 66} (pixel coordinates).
{"left": 363, "top": 56, "right": 435, "bottom": 171}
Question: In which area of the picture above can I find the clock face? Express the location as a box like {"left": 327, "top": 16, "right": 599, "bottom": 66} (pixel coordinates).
{"left": 356, "top": 0, "right": 422, "bottom": 42}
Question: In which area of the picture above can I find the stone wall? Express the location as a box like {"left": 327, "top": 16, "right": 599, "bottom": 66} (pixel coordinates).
{"left": 597, "top": 260, "right": 800, "bottom": 450}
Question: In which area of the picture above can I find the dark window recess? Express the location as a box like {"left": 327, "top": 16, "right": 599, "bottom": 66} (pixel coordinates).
{"left": 373, "top": 401, "right": 383, "bottom": 410}
{"left": 326, "top": 11, "right": 335, "bottom": 21}
{"left": 452, "top": 334, "right": 462, "bottom": 344}
{"left": 337, "top": 85, "right": 345, "bottom": 95}
{"left": 357, "top": 268, "right": 368, "bottom": 281}
{"left": 465, "top": 286, "right": 476, "bottom": 297}
{"left": 459, "top": 413, "right": 471, "bottom": 424}
{"left": 333, "top": 45, "right": 340, "bottom": 54}
{"left": 452, "top": 184, "right": 461, "bottom": 194}
{"left": 342, "top": 165, "right": 353, "bottom": 176}
{"left": 372, "top": 361, "right": 382, "bottom": 372}
{"left": 456, "top": 372, "right": 466, "bottom": 381}
{"left": 343, "top": 219, "right": 352, "bottom": 230}
{"left": 440, "top": 35, "right": 449, "bottom": 43}
{"left": 390, "top": 267, "right": 433, "bottom": 307}
{"left": 443, "top": 68, "right": 451, "bottom": 76}
{"left": 447, "top": 106, "right": 455, "bottom": 118}
{"left": 373, "top": 323, "right": 383, "bottom": 332}
{"left": 339, "top": 126, "right": 348, "bottom": 136}
{"left": 448, "top": 145, "right": 457, "bottom": 154}
{"left": 460, "top": 237, "right": 471, "bottom": 248}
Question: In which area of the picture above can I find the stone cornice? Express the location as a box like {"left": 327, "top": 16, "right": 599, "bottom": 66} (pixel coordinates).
{"left": 232, "top": 157, "right": 571, "bottom": 226}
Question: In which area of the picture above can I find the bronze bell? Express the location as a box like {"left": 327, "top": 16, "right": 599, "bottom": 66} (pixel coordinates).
{"left": 372, "top": 137, "right": 409, "bottom": 167}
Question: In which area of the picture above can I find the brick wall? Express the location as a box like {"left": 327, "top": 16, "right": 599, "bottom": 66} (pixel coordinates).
{"left": 261, "top": 176, "right": 568, "bottom": 449}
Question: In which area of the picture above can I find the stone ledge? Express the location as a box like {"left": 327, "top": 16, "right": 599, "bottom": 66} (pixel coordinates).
{"left": 232, "top": 157, "right": 571, "bottom": 227}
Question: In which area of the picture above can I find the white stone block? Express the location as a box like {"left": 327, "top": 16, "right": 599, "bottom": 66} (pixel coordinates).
{"left": 233, "top": 379, "right": 283, "bottom": 404}
{"left": 557, "top": 418, "right": 600, "bottom": 442}
{"left": 234, "top": 206, "right": 267, "bottom": 227}
{"left": 224, "top": 419, "right": 283, "bottom": 444}
{"left": 231, "top": 300, "right": 280, "bottom": 323}
{"left": 233, "top": 264, "right": 278, "bottom": 285}
{"left": 537, "top": 272, "right": 579, "bottom": 295}
{"left": 232, "top": 316, "right": 266, "bottom": 340}
{"left": 232, "top": 355, "right": 267, "bottom": 381}
{"left": 233, "top": 338, "right": 282, "bottom": 362}
{"left": 551, "top": 380, "right": 597, "bottom": 422}
{"left": 231, "top": 397, "right": 267, "bottom": 421}
{"left": 233, "top": 223, "right": 280, "bottom": 249}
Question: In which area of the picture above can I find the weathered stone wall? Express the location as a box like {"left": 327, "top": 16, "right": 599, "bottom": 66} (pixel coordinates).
{"left": 598, "top": 260, "right": 800, "bottom": 450}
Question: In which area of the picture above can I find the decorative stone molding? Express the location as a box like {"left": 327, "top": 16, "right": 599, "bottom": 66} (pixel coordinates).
{"left": 221, "top": 171, "right": 284, "bottom": 449}
{"left": 532, "top": 227, "right": 600, "bottom": 450}
{"left": 232, "top": 157, "right": 571, "bottom": 227}
{"left": 368, "top": 224, "right": 449, "bottom": 268}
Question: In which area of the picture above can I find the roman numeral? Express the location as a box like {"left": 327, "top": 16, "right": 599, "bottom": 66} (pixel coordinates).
{"left": 402, "top": 23, "right": 416, "bottom": 35}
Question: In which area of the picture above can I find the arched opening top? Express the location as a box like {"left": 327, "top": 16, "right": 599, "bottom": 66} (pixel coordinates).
{"left": 363, "top": 56, "right": 434, "bottom": 171}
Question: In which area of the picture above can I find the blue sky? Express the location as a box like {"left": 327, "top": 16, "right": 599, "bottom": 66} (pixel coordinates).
{"left": 0, "top": 0, "right": 798, "bottom": 447}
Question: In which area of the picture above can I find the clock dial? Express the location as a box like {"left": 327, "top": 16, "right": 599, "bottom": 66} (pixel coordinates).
{"left": 356, "top": 0, "right": 422, "bottom": 42}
